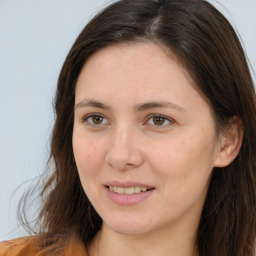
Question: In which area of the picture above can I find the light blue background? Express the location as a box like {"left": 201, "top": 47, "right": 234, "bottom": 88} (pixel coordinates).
{"left": 0, "top": 0, "right": 255, "bottom": 240}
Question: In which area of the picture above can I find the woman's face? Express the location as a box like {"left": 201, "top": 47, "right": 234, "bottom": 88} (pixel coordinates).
{"left": 73, "top": 43, "right": 223, "bottom": 237}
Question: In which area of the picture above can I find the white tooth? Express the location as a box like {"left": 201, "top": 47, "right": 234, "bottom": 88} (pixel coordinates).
{"left": 134, "top": 187, "right": 141, "bottom": 193}
{"left": 116, "top": 187, "right": 125, "bottom": 194}
{"left": 125, "top": 187, "right": 135, "bottom": 195}
{"left": 111, "top": 186, "right": 149, "bottom": 194}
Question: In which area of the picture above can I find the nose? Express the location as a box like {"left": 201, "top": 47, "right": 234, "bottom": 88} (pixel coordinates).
{"left": 105, "top": 126, "right": 144, "bottom": 170}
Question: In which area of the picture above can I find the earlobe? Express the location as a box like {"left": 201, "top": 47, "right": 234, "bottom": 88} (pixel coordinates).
{"left": 214, "top": 117, "right": 243, "bottom": 168}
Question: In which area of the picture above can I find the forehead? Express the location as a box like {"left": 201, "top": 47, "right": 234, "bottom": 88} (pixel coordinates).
{"left": 75, "top": 42, "right": 210, "bottom": 113}
{"left": 82, "top": 42, "right": 184, "bottom": 74}
{"left": 76, "top": 42, "right": 192, "bottom": 93}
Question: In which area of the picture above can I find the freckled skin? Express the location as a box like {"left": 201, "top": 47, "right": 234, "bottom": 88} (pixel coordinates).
{"left": 72, "top": 43, "right": 224, "bottom": 254}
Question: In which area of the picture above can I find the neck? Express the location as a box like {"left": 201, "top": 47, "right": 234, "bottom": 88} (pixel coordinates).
{"left": 87, "top": 222, "right": 199, "bottom": 256}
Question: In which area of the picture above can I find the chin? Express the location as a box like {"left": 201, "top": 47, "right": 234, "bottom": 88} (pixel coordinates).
{"left": 103, "top": 214, "right": 155, "bottom": 236}
{"left": 111, "top": 224, "right": 150, "bottom": 236}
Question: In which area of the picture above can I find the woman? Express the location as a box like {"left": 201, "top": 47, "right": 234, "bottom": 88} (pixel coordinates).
{"left": 1, "top": 0, "right": 255, "bottom": 255}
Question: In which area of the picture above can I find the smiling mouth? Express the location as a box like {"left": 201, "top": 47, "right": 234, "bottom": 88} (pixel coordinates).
{"left": 107, "top": 186, "right": 154, "bottom": 195}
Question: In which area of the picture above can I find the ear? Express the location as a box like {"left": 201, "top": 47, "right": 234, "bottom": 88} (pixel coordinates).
{"left": 214, "top": 116, "right": 243, "bottom": 168}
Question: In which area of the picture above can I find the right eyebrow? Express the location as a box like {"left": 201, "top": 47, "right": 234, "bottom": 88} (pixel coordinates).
{"left": 134, "top": 101, "right": 186, "bottom": 112}
{"left": 75, "top": 99, "right": 111, "bottom": 110}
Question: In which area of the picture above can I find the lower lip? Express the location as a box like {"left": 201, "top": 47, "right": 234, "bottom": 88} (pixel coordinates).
{"left": 105, "top": 186, "right": 154, "bottom": 206}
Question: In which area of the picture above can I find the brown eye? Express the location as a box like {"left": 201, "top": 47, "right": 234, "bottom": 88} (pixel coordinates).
{"left": 92, "top": 115, "right": 104, "bottom": 124}
{"left": 85, "top": 115, "right": 108, "bottom": 125}
{"left": 146, "top": 115, "right": 172, "bottom": 127}
{"left": 152, "top": 116, "right": 166, "bottom": 125}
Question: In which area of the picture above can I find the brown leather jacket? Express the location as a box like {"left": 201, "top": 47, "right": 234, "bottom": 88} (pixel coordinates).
{"left": 0, "top": 236, "right": 88, "bottom": 256}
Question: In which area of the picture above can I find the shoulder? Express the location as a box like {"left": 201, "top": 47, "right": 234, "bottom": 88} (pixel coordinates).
{"left": 0, "top": 235, "right": 88, "bottom": 256}
{"left": 0, "top": 236, "right": 40, "bottom": 256}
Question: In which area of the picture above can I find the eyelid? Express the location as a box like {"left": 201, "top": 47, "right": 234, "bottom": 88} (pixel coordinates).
{"left": 81, "top": 113, "right": 110, "bottom": 125}
{"left": 145, "top": 114, "right": 174, "bottom": 126}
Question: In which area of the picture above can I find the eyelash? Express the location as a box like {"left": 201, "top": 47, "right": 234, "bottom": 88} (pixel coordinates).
{"left": 81, "top": 113, "right": 174, "bottom": 127}
{"left": 145, "top": 114, "right": 174, "bottom": 127}
{"left": 82, "top": 113, "right": 109, "bottom": 126}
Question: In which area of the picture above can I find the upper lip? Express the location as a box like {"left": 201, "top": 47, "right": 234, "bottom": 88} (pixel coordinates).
{"left": 105, "top": 181, "right": 155, "bottom": 189}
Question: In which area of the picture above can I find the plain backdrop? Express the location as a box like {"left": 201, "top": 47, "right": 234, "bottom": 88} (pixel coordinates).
{"left": 0, "top": 0, "right": 255, "bottom": 241}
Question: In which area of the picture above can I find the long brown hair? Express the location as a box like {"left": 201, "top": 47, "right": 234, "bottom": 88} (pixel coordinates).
{"left": 19, "top": 0, "right": 256, "bottom": 255}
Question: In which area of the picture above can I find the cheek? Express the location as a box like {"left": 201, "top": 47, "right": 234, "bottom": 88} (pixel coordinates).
{"left": 72, "top": 135, "right": 104, "bottom": 177}
{"left": 152, "top": 136, "right": 215, "bottom": 214}
{"left": 148, "top": 131, "right": 216, "bottom": 190}
{"left": 72, "top": 136, "right": 106, "bottom": 202}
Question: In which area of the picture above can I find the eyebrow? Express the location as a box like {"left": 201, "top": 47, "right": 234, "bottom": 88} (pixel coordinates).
{"left": 75, "top": 99, "right": 185, "bottom": 112}
{"left": 134, "top": 101, "right": 185, "bottom": 112}
{"left": 75, "top": 99, "right": 110, "bottom": 110}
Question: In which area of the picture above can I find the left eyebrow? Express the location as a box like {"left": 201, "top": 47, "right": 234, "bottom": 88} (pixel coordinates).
{"left": 75, "top": 99, "right": 111, "bottom": 110}
{"left": 134, "top": 101, "right": 186, "bottom": 112}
